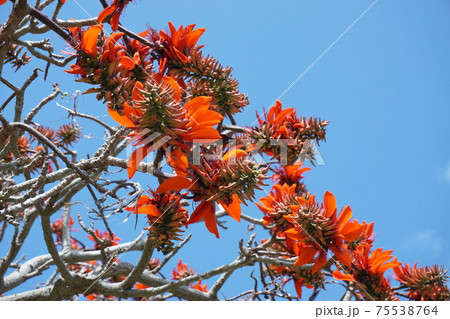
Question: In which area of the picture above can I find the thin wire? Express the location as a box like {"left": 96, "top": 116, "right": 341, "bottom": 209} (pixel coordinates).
{"left": 72, "top": 0, "right": 95, "bottom": 18}
{"left": 272, "top": 0, "right": 379, "bottom": 104}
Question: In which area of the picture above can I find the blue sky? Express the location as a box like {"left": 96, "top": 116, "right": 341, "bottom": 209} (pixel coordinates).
{"left": 1, "top": 0, "right": 449, "bottom": 300}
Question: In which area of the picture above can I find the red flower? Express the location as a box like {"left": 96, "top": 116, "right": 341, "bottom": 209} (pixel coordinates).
{"left": 256, "top": 183, "right": 299, "bottom": 229}
{"left": 272, "top": 162, "right": 310, "bottom": 194}
{"left": 85, "top": 293, "right": 115, "bottom": 301}
{"left": 190, "top": 280, "right": 208, "bottom": 292}
{"left": 285, "top": 191, "right": 364, "bottom": 269}
{"left": 156, "top": 22, "right": 205, "bottom": 74}
{"left": 65, "top": 28, "right": 141, "bottom": 110}
{"left": 333, "top": 245, "right": 400, "bottom": 281}
{"left": 394, "top": 263, "right": 450, "bottom": 301}
{"left": 333, "top": 244, "right": 401, "bottom": 300}
{"left": 87, "top": 229, "right": 121, "bottom": 249}
{"left": 250, "top": 100, "right": 328, "bottom": 165}
{"left": 50, "top": 216, "right": 74, "bottom": 242}
{"left": 81, "top": 25, "right": 103, "bottom": 57}
{"left": 125, "top": 78, "right": 223, "bottom": 179}
{"left": 126, "top": 191, "right": 188, "bottom": 254}
{"left": 172, "top": 259, "right": 195, "bottom": 280}
{"left": 134, "top": 282, "right": 149, "bottom": 290}
{"left": 98, "top": 0, "right": 133, "bottom": 31}
{"left": 155, "top": 149, "right": 267, "bottom": 238}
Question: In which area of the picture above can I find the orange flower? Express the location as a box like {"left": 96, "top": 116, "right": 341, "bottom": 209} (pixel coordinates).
{"left": 394, "top": 263, "right": 450, "bottom": 301}
{"left": 333, "top": 244, "right": 401, "bottom": 300}
{"left": 98, "top": 0, "right": 132, "bottom": 31}
{"left": 255, "top": 183, "right": 299, "bottom": 229}
{"left": 81, "top": 25, "right": 103, "bottom": 57}
{"left": 357, "top": 246, "right": 401, "bottom": 278}
{"left": 333, "top": 245, "right": 400, "bottom": 281}
{"left": 257, "top": 190, "right": 364, "bottom": 273}
{"left": 126, "top": 191, "right": 188, "bottom": 254}
{"left": 291, "top": 269, "right": 325, "bottom": 299}
{"left": 108, "top": 102, "right": 142, "bottom": 128}
{"left": 272, "top": 162, "right": 310, "bottom": 194}
{"left": 50, "top": 216, "right": 75, "bottom": 243}
{"left": 85, "top": 294, "right": 96, "bottom": 301}
{"left": 190, "top": 280, "right": 208, "bottom": 292}
{"left": 87, "top": 229, "right": 121, "bottom": 250}
{"left": 151, "top": 22, "right": 248, "bottom": 115}
{"left": 260, "top": 238, "right": 326, "bottom": 299}
{"left": 157, "top": 22, "right": 205, "bottom": 74}
{"left": 156, "top": 149, "right": 267, "bottom": 238}
{"left": 166, "top": 148, "right": 189, "bottom": 177}
{"left": 126, "top": 79, "right": 223, "bottom": 179}
{"left": 283, "top": 191, "right": 364, "bottom": 269}
{"left": 85, "top": 293, "right": 115, "bottom": 301}
{"left": 251, "top": 100, "right": 328, "bottom": 165}
{"left": 65, "top": 28, "right": 144, "bottom": 112}
{"left": 177, "top": 96, "right": 223, "bottom": 142}
{"left": 291, "top": 242, "right": 327, "bottom": 273}
{"left": 172, "top": 259, "right": 195, "bottom": 280}
{"left": 134, "top": 282, "right": 149, "bottom": 290}
{"left": 1, "top": 135, "right": 30, "bottom": 162}
{"left": 347, "top": 220, "right": 374, "bottom": 250}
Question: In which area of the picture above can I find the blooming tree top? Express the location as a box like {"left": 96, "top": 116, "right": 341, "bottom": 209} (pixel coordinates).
{"left": 0, "top": 0, "right": 448, "bottom": 302}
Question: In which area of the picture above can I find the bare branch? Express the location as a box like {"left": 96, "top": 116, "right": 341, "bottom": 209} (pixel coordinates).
{"left": 61, "top": 204, "right": 71, "bottom": 252}
{"left": 119, "top": 235, "right": 153, "bottom": 290}
{"left": 40, "top": 213, "right": 74, "bottom": 282}
{"left": 0, "top": 0, "right": 31, "bottom": 76}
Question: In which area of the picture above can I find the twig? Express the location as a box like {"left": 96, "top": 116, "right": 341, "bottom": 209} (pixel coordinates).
{"left": 10, "top": 122, "right": 110, "bottom": 195}
{"left": 57, "top": 103, "right": 115, "bottom": 134}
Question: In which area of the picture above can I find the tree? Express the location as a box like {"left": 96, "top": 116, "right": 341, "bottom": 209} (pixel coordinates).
{"left": 0, "top": 0, "right": 448, "bottom": 301}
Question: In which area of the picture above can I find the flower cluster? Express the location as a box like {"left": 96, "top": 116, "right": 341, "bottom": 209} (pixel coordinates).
{"left": 124, "top": 82, "right": 223, "bottom": 179}
{"left": 127, "top": 190, "right": 188, "bottom": 254}
{"left": 171, "top": 259, "right": 208, "bottom": 292}
{"left": 150, "top": 22, "right": 249, "bottom": 115}
{"left": 66, "top": 26, "right": 149, "bottom": 108}
{"left": 58, "top": 7, "right": 449, "bottom": 301}
{"left": 155, "top": 149, "right": 268, "bottom": 238}
{"left": 250, "top": 100, "right": 329, "bottom": 165}
{"left": 255, "top": 161, "right": 404, "bottom": 300}
{"left": 1, "top": 122, "right": 81, "bottom": 173}
{"left": 4, "top": 42, "right": 31, "bottom": 71}
{"left": 87, "top": 229, "right": 121, "bottom": 250}
{"left": 333, "top": 244, "right": 401, "bottom": 300}
{"left": 1, "top": 135, "right": 30, "bottom": 163}
{"left": 50, "top": 216, "right": 80, "bottom": 249}
{"left": 394, "top": 264, "right": 450, "bottom": 301}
